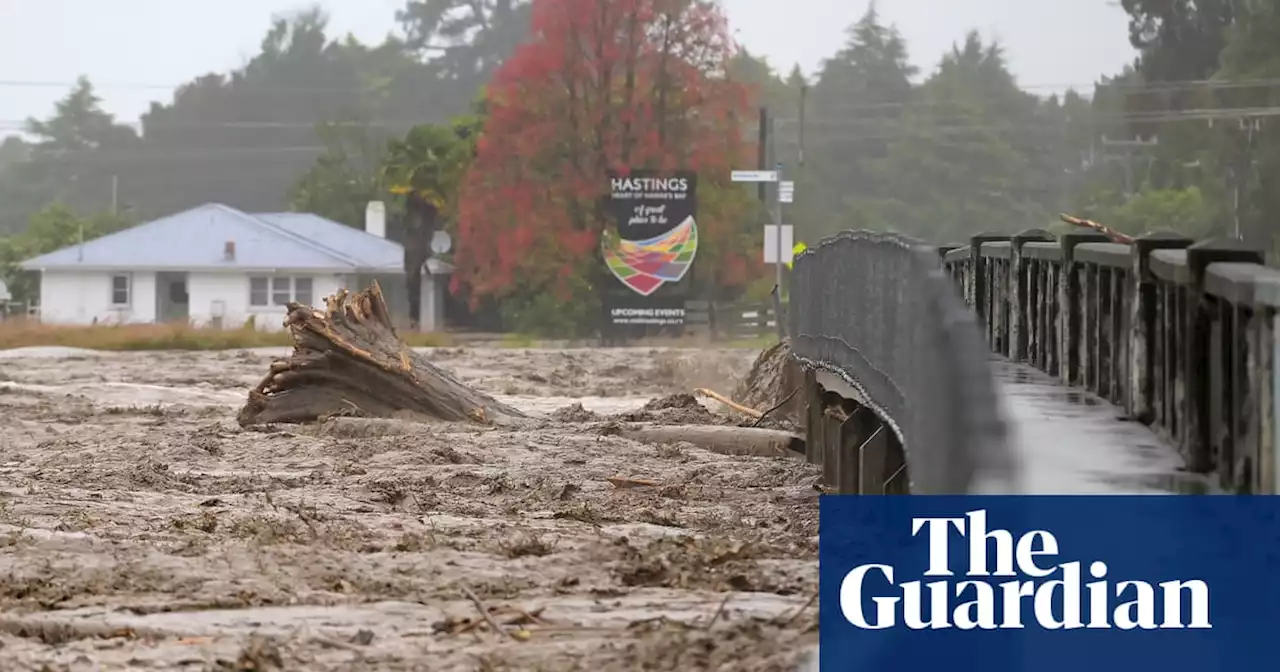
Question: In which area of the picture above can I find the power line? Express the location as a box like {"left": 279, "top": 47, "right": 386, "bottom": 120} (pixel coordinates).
{"left": 3, "top": 74, "right": 1280, "bottom": 96}
{"left": 0, "top": 119, "right": 427, "bottom": 130}
{"left": 0, "top": 102, "right": 1274, "bottom": 136}
{"left": 0, "top": 80, "right": 413, "bottom": 94}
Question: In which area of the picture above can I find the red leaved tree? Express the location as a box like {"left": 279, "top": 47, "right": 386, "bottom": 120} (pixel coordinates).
{"left": 452, "top": 0, "right": 761, "bottom": 333}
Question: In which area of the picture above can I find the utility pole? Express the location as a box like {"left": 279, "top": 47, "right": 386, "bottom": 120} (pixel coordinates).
{"left": 1099, "top": 135, "right": 1159, "bottom": 199}
{"left": 798, "top": 84, "right": 808, "bottom": 168}
{"left": 768, "top": 115, "right": 783, "bottom": 299}
{"left": 110, "top": 174, "right": 118, "bottom": 216}
{"left": 734, "top": 108, "right": 786, "bottom": 337}
{"left": 757, "top": 107, "right": 769, "bottom": 203}
{"left": 1231, "top": 117, "right": 1261, "bottom": 241}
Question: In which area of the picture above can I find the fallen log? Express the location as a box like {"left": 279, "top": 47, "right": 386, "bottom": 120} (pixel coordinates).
{"left": 613, "top": 424, "right": 805, "bottom": 458}
{"left": 237, "top": 283, "right": 527, "bottom": 427}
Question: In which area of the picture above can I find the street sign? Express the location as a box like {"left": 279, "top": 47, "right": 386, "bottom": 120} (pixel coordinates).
{"left": 779, "top": 180, "right": 794, "bottom": 203}
{"left": 732, "top": 170, "right": 779, "bottom": 182}
{"left": 430, "top": 230, "right": 452, "bottom": 254}
{"left": 764, "top": 224, "right": 794, "bottom": 264}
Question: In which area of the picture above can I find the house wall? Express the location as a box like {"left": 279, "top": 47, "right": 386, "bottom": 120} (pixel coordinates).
{"left": 355, "top": 273, "right": 410, "bottom": 328}
{"left": 37, "top": 271, "right": 344, "bottom": 330}
{"left": 350, "top": 273, "right": 446, "bottom": 332}
{"left": 186, "top": 272, "right": 345, "bottom": 331}
{"left": 39, "top": 271, "right": 157, "bottom": 325}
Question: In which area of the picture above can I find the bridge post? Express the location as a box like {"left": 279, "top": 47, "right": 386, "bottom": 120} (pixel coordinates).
{"left": 823, "top": 406, "right": 844, "bottom": 491}
{"left": 837, "top": 405, "right": 879, "bottom": 493}
{"left": 939, "top": 243, "right": 964, "bottom": 295}
{"left": 1056, "top": 231, "right": 1110, "bottom": 386}
{"left": 970, "top": 232, "right": 1011, "bottom": 349}
{"left": 1127, "top": 232, "right": 1194, "bottom": 424}
{"left": 1010, "top": 229, "right": 1054, "bottom": 362}
{"left": 1184, "top": 239, "right": 1265, "bottom": 476}
{"left": 803, "top": 369, "right": 823, "bottom": 466}
{"left": 1251, "top": 294, "right": 1280, "bottom": 494}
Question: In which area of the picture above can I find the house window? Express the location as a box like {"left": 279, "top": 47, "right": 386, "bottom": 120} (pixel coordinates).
{"left": 295, "top": 278, "right": 313, "bottom": 305}
{"left": 249, "top": 277, "right": 268, "bottom": 306}
{"left": 110, "top": 275, "right": 130, "bottom": 306}
{"left": 249, "top": 276, "right": 315, "bottom": 308}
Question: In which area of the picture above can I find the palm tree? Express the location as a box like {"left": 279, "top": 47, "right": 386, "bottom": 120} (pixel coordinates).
{"left": 379, "top": 123, "right": 470, "bottom": 329}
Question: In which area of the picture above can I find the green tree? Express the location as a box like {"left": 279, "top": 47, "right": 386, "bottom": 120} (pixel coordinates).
{"left": 803, "top": 4, "right": 917, "bottom": 238}
{"left": 1094, "top": 186, "right": 1218, "bottom": 238}
{"left": 290, "top": 116, "right": 393, "bottom": 226}
{"left": 0, "top": 78, "right": 138, "bottom": 235}
{"left": 728, "top": 49, "right": 798, "bottom": 113}
{"left": 379, "top": 118, "right": 475, "bottom": 328}
{"left": 869, "top": 33, "right": 1045, "bottom": 242}
{"left": 397, "top": 0, "right": 530, "bottom": 80}
{"left": 1121, "top": 0, "right": 1235, "bottom": 82}
{"left": 0, "top": 204, "right": 132, "bottom": 303}
{"left": 1214, "top": 0, "right": 1280, "bottom": 251}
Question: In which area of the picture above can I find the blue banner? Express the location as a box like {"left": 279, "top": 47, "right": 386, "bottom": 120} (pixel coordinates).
{"left": 818, "top": 496, "right": 1280, "bottom": 671}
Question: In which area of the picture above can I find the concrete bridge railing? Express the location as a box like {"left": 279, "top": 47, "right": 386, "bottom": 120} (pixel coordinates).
{"left": 789, "top": 230, "right": 1017, "bottom": 495}
{"left": 942, "top": 230, "right": 1280, "bottom": 494}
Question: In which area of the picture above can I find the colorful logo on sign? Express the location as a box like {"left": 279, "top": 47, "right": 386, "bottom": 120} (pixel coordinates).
{"left": 603, "top": 216, "right": 698, "bottom": 296}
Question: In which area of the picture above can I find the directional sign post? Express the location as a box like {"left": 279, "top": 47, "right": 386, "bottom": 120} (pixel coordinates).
{"left": 734, "top": 159, "right": 786, "bottom": 322}
{"left": 764, "top": 224, "right": 794, "bottom": 264}
{"left": 731, "top": 170, "right": 779, "bottom": 183}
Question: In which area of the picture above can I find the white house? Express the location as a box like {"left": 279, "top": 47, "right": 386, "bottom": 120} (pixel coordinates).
{"left": 19, "top": 202, "right": 453, "bottom": 331}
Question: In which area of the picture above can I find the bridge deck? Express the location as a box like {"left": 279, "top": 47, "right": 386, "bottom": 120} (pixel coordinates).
{"left": 992, "top": 359, "right": 1213, "bottom": 495}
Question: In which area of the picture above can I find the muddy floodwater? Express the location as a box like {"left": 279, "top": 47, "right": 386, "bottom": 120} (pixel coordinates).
{"left": 0, "top": 346, "right": 818, "bottom": 671}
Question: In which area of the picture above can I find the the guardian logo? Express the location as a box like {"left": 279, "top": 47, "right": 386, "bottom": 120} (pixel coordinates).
{"left": 841, "top": 510, "right": 1211, "bottom": 631}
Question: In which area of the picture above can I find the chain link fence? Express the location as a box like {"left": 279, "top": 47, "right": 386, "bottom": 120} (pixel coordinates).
{"left": 788, "top": 230, "right": 1018, "bottom": 494}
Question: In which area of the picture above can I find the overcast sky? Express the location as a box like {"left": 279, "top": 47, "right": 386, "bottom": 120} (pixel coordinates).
{"left": 0, "top": 0, "right": 1136, "bottom": 129}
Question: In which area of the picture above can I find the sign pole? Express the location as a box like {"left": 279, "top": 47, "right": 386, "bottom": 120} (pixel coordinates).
{"left": 769, "top": 115, "right": 784, "bottom": 338}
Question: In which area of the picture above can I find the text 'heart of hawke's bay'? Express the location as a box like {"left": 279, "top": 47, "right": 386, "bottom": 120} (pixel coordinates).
{"left": 839, "top": 510, "right": 1211, "bottom": 631}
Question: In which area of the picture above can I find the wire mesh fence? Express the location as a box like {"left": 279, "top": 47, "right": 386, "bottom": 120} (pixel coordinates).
{"left": 788, "top": 230, "right": 1017, "bottom": 494}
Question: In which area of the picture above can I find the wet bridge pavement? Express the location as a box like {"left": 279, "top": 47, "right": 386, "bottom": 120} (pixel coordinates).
{"left": 992, "top": 358, "right": 1213, "bottom": 495}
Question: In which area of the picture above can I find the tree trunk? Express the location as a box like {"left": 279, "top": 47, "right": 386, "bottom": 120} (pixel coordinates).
{"left": 237, "top": 283, "right": 526, "bottom": 427}
{"left": 404, "top": 195, "right": 436, "bottom": 330}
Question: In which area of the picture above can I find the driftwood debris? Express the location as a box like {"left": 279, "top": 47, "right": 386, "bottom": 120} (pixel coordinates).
{"left": 692, "top": 388, "right": 764, "bottom": 418}
{"left": 1060, "top": 213, "right": 1135, "bottom": 244}
{"left": 237, "top": 283, "right": 526, "bottom": 427}
{"left": 607, "top": 476, "right": 660, "bottom": 489}
{"left": 614, "top": 425, "right": 804, "bottom": 458}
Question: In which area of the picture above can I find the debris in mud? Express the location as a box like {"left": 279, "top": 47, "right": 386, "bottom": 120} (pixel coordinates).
{"left": 551, "top": 402, "right": 601, "bottom": 422}
{"left": 610, "top": 535, "right": 802, "bottom": 595}
{"left": 0, "top": 346, "right": 819, "bottom": 670}
{"left": 613, "top": 424, "right": 804, "bottom": 458}
{"left": 733, "top": 338, "right": 803, "bottom": 428}
{"left": 237, "top": 283, "right": 526, "bottom": 426}
{"left": 607, "top": 475, "right": 660, "bottom": 489}
{"left": 219, "top": 633, "right": 285, "bottom": 671}
{"left": 737, "top": 340, "right": 793, "bottom": 414}
{"left": 643, "top": 393, "right": 702, "bottom": 411}
{"left": 617, "top": 393, "right": 723, "bottom": 425}
{"left": 614, "top": 617, "right": 815, "bottom": 671}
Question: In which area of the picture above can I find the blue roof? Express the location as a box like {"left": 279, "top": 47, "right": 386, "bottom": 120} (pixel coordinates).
{"left": 20, "top": 203, "right": 406, "bottom": 273}
{"left": 254, "top": 213, "right": 402, "bottom": 270}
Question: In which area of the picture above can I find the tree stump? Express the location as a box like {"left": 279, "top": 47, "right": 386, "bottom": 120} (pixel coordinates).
{"left": 236, "top": 283, "right": 526, "bottom": 427}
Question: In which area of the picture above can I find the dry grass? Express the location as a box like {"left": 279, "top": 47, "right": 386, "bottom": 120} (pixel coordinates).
{"left": 0, "top": 320, "right": 453, "bottom": 351}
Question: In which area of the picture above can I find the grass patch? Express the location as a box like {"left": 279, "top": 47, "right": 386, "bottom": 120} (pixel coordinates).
{"left": 498, "top": 332, "right": 539, "bottom": 348}
{"left": 721, "top": 335, "right": 779, "bottom": 349}
{"left": 0, "top": 320, "right": 453, "bottom": 351}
